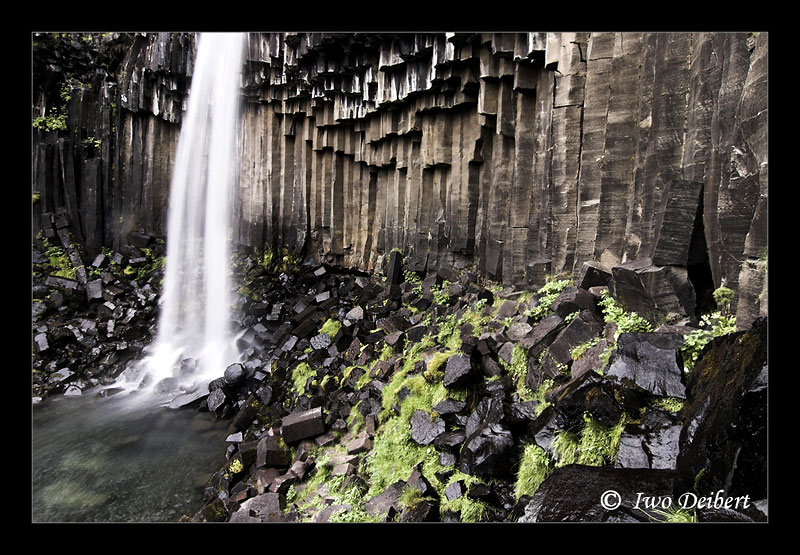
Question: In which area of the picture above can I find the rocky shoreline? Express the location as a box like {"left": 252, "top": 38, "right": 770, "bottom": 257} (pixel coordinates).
{"left": 32, "top": 213, "right": 767, "bottom": 523}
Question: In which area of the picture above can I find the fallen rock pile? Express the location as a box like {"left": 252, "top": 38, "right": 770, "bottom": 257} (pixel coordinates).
{"left": 32, "top": 213, "right": 165, "bottom": 401}
{"left": 31, "top": 219, "right": 767, "bottom": 523}
{"left": 174, "top": 249, "right": 768, "bottom": 523}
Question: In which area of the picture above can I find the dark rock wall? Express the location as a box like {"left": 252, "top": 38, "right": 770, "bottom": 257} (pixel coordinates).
{"left": 31, "top": 32, "right": 768, "bottom": 326}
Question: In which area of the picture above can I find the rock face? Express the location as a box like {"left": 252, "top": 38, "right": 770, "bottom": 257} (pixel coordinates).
{"left": 32, "top": 32, "right": 767, "bottom": 324}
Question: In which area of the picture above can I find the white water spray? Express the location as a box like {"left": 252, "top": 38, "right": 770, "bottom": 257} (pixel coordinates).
{"left": 123, "top": 33, "right": 246, "bottom": 393}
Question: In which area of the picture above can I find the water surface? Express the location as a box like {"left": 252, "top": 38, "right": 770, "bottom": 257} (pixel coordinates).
{"left": 32, "top": 390, "right": 231, "bottom": 522}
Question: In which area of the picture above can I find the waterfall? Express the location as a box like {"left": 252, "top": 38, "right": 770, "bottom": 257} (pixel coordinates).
{"left": 123, "top": 32, "right": 247, "bottom": 395}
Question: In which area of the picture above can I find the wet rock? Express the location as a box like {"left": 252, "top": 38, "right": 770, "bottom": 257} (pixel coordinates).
{"left": 520, "top": 314, "right": 566, "bottom": 353}
{"left": 546, "top": 312, "right": 604, "bottom": 367}
{"left": 518, "top": 465, "right": 676, "bottom": 522}
{"left": 675, "top": 318, "right": 767, "bottom": 502}
{"left": 606, "top": 333, "right": 686, "bottom": 398}
{"left": 410, "top": 410, "right": 446, "bottom": 445}
{"left": 399, "top": 499, "right": 439, "bottom": 522}
{"left": 168, "top": 380, "right": 211, "bottom": 409}
{"left": 206, "top": 388, "right": 228, "bottom": 413}
{"left": 281, "top": 406, "right": 325, "bottom": 443}
{"left": 459, "top": 397, "right": 515, "bottom": 477}
{"left": 611, "top": 259, "right": 696, "bottom": 325}
{"left": 223, "top": 362, "right": 246, "bottom": 385}
{"left": 443, "top": 354, "right": 477, "bottom": 388}
{"left": 154, "top": 377, "right": 180, "bottom": 394}
{"left": 616, "top": 410, "right": 681, "bottom": 470}
{"left": 546, "top": 371, "right": 635, "bottom": 431}
{"left": 570, "top": 339, "right": 609, "bottom": 379}
{"left": 232, "top": 395, "right": 262, "bottom": 430}
{"left": 433, "top": 430, "right": 466, "bottom": 450}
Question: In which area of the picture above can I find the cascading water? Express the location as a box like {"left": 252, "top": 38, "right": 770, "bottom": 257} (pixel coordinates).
{"left": 122, "top": 32, "right": 247, "bottom": 395}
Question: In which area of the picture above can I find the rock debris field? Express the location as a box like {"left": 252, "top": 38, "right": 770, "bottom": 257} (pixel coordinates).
{"left": 32, "top": 220, "right": 767, "bottom": 523}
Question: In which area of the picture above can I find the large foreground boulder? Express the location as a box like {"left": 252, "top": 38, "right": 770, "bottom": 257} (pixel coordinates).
{"left": 674, "top": 317, "right": 767, "bottom": 509}
{"left": 518, "top": 464, "right": 676, "bottom": 522}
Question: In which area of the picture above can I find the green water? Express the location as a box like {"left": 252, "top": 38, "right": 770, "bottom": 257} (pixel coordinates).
{"left": 31, "top": 390, "right": 232, "bottom": 522}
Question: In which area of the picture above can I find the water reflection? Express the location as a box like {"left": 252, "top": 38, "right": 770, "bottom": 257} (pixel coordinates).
{"left": 32, "top": 389, "right": 231, "bottom": 522}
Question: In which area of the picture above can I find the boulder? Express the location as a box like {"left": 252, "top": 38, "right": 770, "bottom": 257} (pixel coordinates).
{"left": 606, "top": 333, "right": 686, "bottom": 398}
{"left": 616, "top": 410, "right": 682, "bottom": 470}
{"left": 546, "top": 311, "right": 604, "bottom": 367}
{"left": 651, "top": 180, "right": 704, "bottom": 267}
{"left": 517, "top": 464, "right": 677, "bottom": 522}
{"left": 550, "top": 287, "right": 599, "bottom": 318}
{"left": 230, "top": 492, "right": 285, "bottom": 522}
{"left": 256, "top": 435, "right": 292, "bottom": 469}
{"left": 674, "top": 318, "right": 767, "bottom": 503}
{"left": 281, "top": 406, "right": 325, "bottom": 443}
{"left": 223, "top": 363, "right": 245, "bottom": 385}
{"left": 611, "top": 259, "right": 696, "bottom": 325}
{"left": 364, "top": 480, "right": 407, "bottom": 519}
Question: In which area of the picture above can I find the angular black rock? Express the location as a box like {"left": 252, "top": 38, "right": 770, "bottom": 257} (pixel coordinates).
{"left": 443, "top": 354, "right": 477, "bottom": 388}
{"left": 410, "top": 410, "right": 446, "bottom": 445}
{"left": 256, "top": 435, "right": 292, "bottom": 468}
{"left": 675, "top": 318, "right": 768, "bottom": 502}
{"left": 281, "top": 406, "right": 325, "bottom": 443}
{"left": 517, "top": 465, "right": 677, "bottom": 522}
{"left": 606, "top": 332, "right": 686, "bottom": 398}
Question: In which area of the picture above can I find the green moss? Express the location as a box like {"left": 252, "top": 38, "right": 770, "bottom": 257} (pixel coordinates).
{"left": 552, "top": 429, "right": 581, "bottom": 466}
{"left": 551, "top": 413, "right": 626, "bottom": 468}
{"left": 320, "top": 318, "right": 342, "bottom": 337}
{"left": 653, "top": 396, "right": 684, "bottom": 414}
{"left": 514, "top": 444, "right": 555, "bottom": 499}
{"left": 291, "top": 362, "right": 315, "bottom": 395}
{"left": 530, "top": 378, "right": 555, "bottom": 415}
{"left": 431, "top": 470, "right": 495, "bottom": 522}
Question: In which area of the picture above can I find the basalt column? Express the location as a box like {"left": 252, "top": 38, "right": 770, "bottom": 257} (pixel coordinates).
{"left": 32, "top": 32, "right": 768, "bottom": 326}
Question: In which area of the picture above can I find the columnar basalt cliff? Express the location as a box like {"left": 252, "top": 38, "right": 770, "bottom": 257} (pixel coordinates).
{"left": 32, "top": 32, "right": 768, "bottom": 328}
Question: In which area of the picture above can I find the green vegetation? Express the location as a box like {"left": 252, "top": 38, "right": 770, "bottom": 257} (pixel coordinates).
{"left": 514, "top": 443, "right": 555, "bottom": 499}
{"left": 32, "top": 82, "right": 72, "bottom": 132}
{"left": 528, "top": 276, "right": 572, "bottom": 323}
{"left": 257, "top": 243, "right": 300, "bottom": 274}
{"left": 319, "top": 318, "right": 342, "bottom": 338}
{"left": 680, "top": 286, "right": 738, "bottom": 372}
{"left": 597, "top": 289, "right": 653, "bottom": 369}
{"left": 431, "top": 280, "right": 452, "bottom": 305}
{"left": 570, "top": 337, "right": 602, "bottom": 361}
{"left": 290, "top": 362, "right": 316, "bottom": 395}
{"left": 552, "top": 413, "right": 626, "bottom": 468}
{"left": 653, "top": 396, "right": 685, "bottom": 414}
